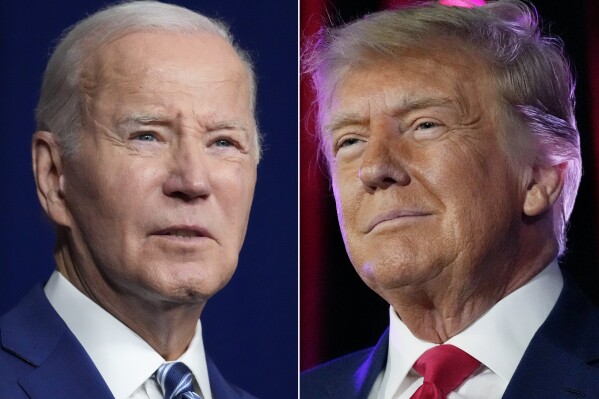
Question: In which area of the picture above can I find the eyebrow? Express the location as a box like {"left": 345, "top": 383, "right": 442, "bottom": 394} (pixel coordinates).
{"left": 116, "top": 113, "right": 250, "bottom": 133}
{"left": 324, "top": 97, "right": 456, "bottom": 133}
{"left": 207, "top": 119, "right": 250, "bottom": 133}
{"left": 117, "top": 112, "right": 172, "bottom": 127}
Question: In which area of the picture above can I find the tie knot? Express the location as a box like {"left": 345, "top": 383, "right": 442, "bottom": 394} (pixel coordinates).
{"left": 155, "top": 362, "right": 202, "bottom": 399}
{"left": 413, "top": 345, "right": 480, "bottom": 397}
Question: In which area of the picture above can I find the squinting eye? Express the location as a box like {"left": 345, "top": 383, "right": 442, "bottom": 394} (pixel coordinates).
{"left": 339, "top": 138, "right": 360, "bottom": 148}
{"left": 135, "top": 133, "right": 156, "bottom": 141}
{"left": 417, "top": 121, "right": 438, "bottom": 129}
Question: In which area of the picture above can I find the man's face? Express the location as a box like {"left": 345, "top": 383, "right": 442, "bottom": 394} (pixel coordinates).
{"left": 60, "top": 31, "right": 256, "bottom": 306}
{"left": 325, "top": 51, "right": 528, "bottom": 301}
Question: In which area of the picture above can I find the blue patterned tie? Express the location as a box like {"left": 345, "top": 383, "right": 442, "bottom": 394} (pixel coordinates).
{"left": 155, "top": 362, "right": 203, "bottom": 399}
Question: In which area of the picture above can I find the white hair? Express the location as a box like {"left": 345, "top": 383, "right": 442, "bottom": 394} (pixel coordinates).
{"left": 36, "top": 0, "right": 260, "bottom": 158}
{"left": 303, "top": 0, "right": 581, "bottom": 255}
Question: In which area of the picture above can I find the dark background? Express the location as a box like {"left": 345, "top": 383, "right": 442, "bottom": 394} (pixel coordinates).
{"left": 0, "top": 1, "right": 297, "bottom": 398}
{"left": 300, "top": 0, "right": 599, "bottom": 371}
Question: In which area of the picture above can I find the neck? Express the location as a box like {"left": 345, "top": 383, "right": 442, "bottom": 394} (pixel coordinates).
{"left": 387, "top": 236, "right": 558, "bottom": 344}
{"left": 54, "top": 233, "right": 203, "bottom": 360}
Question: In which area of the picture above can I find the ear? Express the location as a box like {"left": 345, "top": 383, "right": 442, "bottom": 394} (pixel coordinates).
{"left": 32, "top": 131, "right": 71, "bottom": 227}
{"left": 523, "top": 163, "right": 565, "bottom": 217}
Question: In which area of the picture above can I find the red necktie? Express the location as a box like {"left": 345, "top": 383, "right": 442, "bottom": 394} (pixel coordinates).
{"left": 410, "top": 344, "right": 481, "bottom": 399}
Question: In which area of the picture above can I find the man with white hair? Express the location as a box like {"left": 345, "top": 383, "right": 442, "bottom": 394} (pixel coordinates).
{"left": 301, "top": 1, "right": 599, "bottom": 398}
{"left": 0, "top": 2, "right": 259, "bottom": 398}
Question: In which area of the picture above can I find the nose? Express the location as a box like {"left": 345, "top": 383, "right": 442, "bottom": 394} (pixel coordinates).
{"left": 163, "top": 140, "right": 212, "bottom": 201}
{"left": 358, "top": 136, "right": 410, "bottom": 191}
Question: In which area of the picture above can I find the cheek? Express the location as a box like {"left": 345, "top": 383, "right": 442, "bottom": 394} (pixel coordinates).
{"left": 64, "top": 161, "right": 112, "bottom": 222}
{"left": 331, "top": 170, "right": 365, "bottom": 259}
{"left": 101, "top": 161, "right": 163, "bottom": 220}
{"left": 435, "top": 140, "right": 520, "bottom": 245}
{"left": 211, "top": 161, "right": 256, "bottom": 231}
{"left": 331, "top": 175, "right": 344, "bottom": 220}
{"left": 112, "top": 163, "right": 159, "bottom": 197}
{"left": 69, "top": 154, "right": 163, "bottom": 236}
{"left": 228, "top": 161, "right": 256, "bottom": 206}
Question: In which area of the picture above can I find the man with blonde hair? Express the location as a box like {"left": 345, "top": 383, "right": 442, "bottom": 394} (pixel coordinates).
{"left": 0, "top": 2, "right": 261, "bottom": 398}
{"left": 302, "top": 1, "right": 599, "bottom": 398}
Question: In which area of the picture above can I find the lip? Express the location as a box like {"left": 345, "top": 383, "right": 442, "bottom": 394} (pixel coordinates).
{"left": 149, "top": 225, "right": 214, "bottom": 240}
{"left": 365, "top": 209, "right": 432, "bottom": 233}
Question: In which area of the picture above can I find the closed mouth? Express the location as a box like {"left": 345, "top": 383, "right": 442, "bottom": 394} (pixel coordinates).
{"left": 366, "top": 210, "right": 431, "bottom": 233}
{"left": 161, "top": 230, "right": 201, "bottom": 237}
{"left": 151, "top": 226, "right": 213, "bottom": 240}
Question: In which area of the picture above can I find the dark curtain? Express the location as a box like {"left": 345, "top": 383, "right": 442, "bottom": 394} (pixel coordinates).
{"left": 300, "top": 0, "right": 599, "bottom": 371}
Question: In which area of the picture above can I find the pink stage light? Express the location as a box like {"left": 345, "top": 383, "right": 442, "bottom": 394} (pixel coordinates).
{"left": 439, "top": 0, "right": 486, "bottom": 7}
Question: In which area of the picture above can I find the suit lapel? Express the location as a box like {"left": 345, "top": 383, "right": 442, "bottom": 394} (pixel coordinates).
{"left": 1, "top": 285, "right": 113, "bottom": 399}
{"left": 19, "top": 335, "right": 114, "bottom": 399}
{"left": 503, "top": 274, "right": 599, "bottom": 398}
{"left": 310, "top": 329, "right": 389, "bottom": 399}
{"left": 352, "top": 330, "right": 389, "bottom": 399}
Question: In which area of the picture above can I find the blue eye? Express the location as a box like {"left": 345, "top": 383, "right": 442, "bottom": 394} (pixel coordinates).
{"left": 215, "top": 139, "right": 233, "bottom": 147}
{"left": 135, "top": 133, "right": 156, "bottom": 141}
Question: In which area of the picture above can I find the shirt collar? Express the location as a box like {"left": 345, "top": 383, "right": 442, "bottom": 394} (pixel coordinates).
{"left": 44, "top": 271, "right": 212, "bottom": 399}
{"left": 384, "top": 260, "right": 563, "bottom": 397}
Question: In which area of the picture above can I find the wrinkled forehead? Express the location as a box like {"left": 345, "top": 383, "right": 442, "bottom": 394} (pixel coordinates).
{"left": 75, "top": 30, "right": 258, "bottom": 159}
{"left": 80, "top": 30, "right": 248, "bottom": 94}
{"left": 318, "top": 46, "right": 496, "bottom": 138}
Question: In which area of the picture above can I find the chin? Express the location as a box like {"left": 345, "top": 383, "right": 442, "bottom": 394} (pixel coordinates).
{"left": 356, "top": 255, "right": 437, "bottom": 292}
{"left": 141, "top": 263, "right": 236, "bottom": 304}
{"left": 147, "top": 283, "right": 218, "bottom": 305}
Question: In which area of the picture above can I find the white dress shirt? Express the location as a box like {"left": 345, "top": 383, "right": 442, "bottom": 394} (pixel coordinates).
{"left": 44, "top": 271, "right": 213, "bottom": 399}
{"left": 368, "top": 261, "right": 563, "bottom": 399}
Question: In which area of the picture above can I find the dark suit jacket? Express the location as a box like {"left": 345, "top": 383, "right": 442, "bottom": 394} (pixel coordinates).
{"left": 0, "top": 285, "right": 257, "bottom": 399}
{"left": 301, "top": 274, "right": 599, "bottom": 398}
